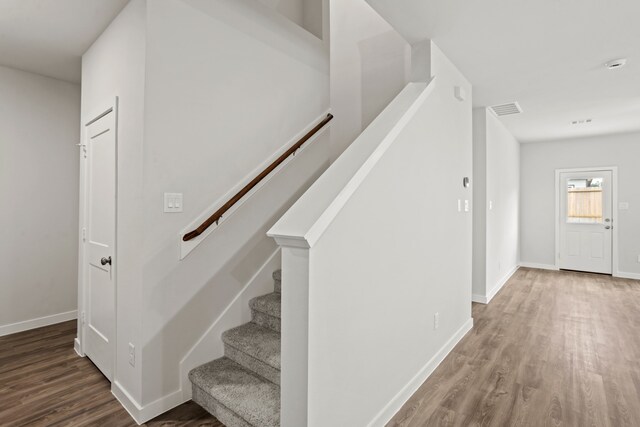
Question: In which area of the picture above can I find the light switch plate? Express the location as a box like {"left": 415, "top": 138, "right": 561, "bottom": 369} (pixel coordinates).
{"left": 164, "top": 193, "right": 183, "bottom": 213}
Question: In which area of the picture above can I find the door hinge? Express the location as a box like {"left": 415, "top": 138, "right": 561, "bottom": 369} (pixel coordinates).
{"left": 82, "top": 228, "right": 86, "bottom": 242}
{"left": 81, "top": 311, "right": 86, "bottom": 325}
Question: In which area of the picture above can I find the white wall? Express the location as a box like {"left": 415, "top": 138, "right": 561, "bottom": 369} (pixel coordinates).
{"left": 81, "top": 0, "right": 147, "bottom": 402}
{"left": 81, "top": 0, "right": 330, "bottom": 417}
{"left": 0, "top": 65, "right": 80, "bottom": 335}
{"left": 472, "top": 109, "right": 520, "bottom": 302}
{"left": 139, "top": 0, "right": 330, "bottom": 407}
{"left": 256, "top": 0, "right": 323, "bottom": 38}
{"left": 329, "top": 0, "right": 411, "bottom": 160}
{"left": 520, "top": 131, "right": 640, "bottom": 277}
{"left": 270, "top": 42, "right": 473, "bottom": 426}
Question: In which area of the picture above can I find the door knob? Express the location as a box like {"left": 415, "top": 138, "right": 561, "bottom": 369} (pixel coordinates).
{"left": 101, "top": 256, "right": 112, "bottom": 266}
{"left": 605, "top": 226, "right": 611, "bottom": 230}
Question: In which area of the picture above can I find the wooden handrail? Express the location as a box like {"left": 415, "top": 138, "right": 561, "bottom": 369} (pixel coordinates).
{"left": 183, "top": 113, "right": 334, "bottom": 242}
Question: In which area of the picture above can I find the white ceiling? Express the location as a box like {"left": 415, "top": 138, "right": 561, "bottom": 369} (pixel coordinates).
{"left": 0, "top": 0, "right": 129, "bottom": 84}
{"left": 366, "top": 0, "right": 640, "bottom": 142}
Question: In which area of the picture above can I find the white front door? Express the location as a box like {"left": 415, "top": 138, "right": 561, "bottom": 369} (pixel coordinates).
{"left": 84, "top": 107, "right": 116, "bottom": 380}
{"left": 559, "top": 170, "right": 612, "bottom": 274}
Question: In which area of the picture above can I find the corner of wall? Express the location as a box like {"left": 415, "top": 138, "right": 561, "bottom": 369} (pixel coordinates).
{"left": 472, "top": 108, "right": 488, "bottom": 297}
{"left": 410, "top": 39, "right": 431, "bottom": 82}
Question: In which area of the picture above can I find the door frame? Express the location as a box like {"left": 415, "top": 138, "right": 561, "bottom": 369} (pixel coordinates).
{"left": 77, "top": 97, "right": 118, "bottom": 380}
{"left": 554, "top": 166, "right": 618, "bottom": 276}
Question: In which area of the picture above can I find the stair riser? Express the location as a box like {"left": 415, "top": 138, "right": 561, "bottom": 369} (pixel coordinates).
{"left": 251, "top": 310, "right": 280, "bottom": 332}
{"left": 192, "top": 384, "right": 252, "bottom": 427}
{"left": 225, "top": 345, "right": 280, "bottom": 385}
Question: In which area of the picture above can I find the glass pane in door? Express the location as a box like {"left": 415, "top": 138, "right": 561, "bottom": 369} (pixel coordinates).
{"left": 566, "top": 177, "right": 603, "bottom": 224}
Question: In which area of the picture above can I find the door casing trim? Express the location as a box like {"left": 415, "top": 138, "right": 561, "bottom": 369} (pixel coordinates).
{"left": 554, "top": 166, "right": 618, "bottom": 276}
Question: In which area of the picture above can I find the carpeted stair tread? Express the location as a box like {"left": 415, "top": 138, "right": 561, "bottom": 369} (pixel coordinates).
{"left": 223, "top": 323, "right": 281, "bottom": 370}
{"left": 249, "top": 293, "right": 281, "bottom": 319}
{"left": 273, "top": 270, "right": 281, "bottom": 282}
{"left": 189, "top": 357, "right": 280, "bottom": 427}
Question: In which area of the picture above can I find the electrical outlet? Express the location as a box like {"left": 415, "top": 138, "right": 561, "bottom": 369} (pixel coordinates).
{"left": 129, "top": 343, "right": 135, "bottom": 366}
{"left": 434, "top": 312, "right": 440, "bottom": 330}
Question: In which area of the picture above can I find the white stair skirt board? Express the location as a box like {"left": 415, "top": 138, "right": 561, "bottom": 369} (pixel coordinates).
{"left": 180, "top": 249, "right": 281, "bottom": 401}
{"left": 0, "top": 310, "right": 77, "bottom": 337}
{"left": 518, "top": 262, "right": 559, "bottom": 271}
{"left": 368, "top": 318, "right": 474, "bottom": 427}
{"left": 472, "top": 265, "right": 520, "bottom": 305}
{"left": 110, "top": 250, "right": 280, "bottom": 425}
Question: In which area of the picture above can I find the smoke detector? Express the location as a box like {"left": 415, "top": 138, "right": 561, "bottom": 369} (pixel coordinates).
{"left": 490, "top": 102, "right": 522, "bottom": 116}
{"left": 605, "top": 58, "right": 627, "bottom": 70}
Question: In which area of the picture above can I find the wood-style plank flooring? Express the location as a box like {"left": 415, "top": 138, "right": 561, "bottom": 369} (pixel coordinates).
{"left": 389, "top": 267, "right": 640, "bottom": 426}
{"left": 2, "top": 268, "right": 639, "bottom": 426}
{"left": 0, "top": 320, "right": 221, "bottom": 426}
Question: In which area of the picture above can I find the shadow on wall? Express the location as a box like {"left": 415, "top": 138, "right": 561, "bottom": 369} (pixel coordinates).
{"left": 139, "top": 136, "right": 331, "bottom": 403}
{"left": 359, "top": 30, "right": 410, "bottom": 130}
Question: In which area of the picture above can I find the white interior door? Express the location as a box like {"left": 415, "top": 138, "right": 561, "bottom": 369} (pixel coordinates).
{"left": 559, "top": 170, "right": 612, "bottom": 274}
{"left": 84, "top": 107, "right": 116, "bottom": 380}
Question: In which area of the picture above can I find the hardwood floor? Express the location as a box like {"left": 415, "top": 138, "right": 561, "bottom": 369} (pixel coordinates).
{"left": 2, "top": 268, "right": 639, "bottom": 426}
{"left": 0, "top": 320, "right": 221, "bottom": 427}
{"left": 389, "top": 267, "right": 640, "bottom": 427}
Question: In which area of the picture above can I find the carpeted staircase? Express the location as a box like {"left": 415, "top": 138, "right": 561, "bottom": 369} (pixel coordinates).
{"left": 189, "top": 270, "right": 282, "bottom": 427}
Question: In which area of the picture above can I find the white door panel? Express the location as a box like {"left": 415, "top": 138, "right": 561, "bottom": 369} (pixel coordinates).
{"left": 84, "top": 106, "right": 116, "bottom": 381}
{"left": 559, "top": 170, "right": 612, "bottom": 274}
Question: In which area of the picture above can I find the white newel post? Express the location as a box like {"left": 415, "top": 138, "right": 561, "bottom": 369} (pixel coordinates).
{"left": 269, "top": 236, "right": 312, "bottom": 427}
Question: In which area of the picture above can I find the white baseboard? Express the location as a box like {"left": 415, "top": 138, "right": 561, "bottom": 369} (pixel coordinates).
{"left": 615, "top": 271, "right": 640, "bottom": 280}
{"left": 74, "top": 338, "right": 84, "bottom": 357}
{"left": 471, "top": 265, "right": 519, "bottom": 305}
{"left": 471, "top": 294, "right": 488, "bottom": 304}
{"left": 486, "top": 265, "right": 519, "bottom": 303}
{"left": 368, "top": 317, "right": 474, "bottom": 426}
{"left": 518, "top": 262, "right": 559, "bottom": 271}
{"left": 0, "top": 310, "right": 77, "bottom": 337}
{"left": 112, "top": 381, "right": 144, "bottom": 425}
{"left": 112, "top": 381, "right": 187, "bottom": 425}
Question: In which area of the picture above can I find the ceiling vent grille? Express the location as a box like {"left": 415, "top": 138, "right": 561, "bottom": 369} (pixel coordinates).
{"left": 490, "top": 102, "right": 522, "bottom": 116}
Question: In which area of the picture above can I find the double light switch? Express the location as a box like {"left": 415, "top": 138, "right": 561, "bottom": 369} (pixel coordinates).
{"left": 164, "top": 193, "right": 183, "bottom": 213}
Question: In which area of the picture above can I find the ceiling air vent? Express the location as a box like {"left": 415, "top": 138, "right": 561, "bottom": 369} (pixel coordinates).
{"left": 490, "top": 102, "right": 522, "bottom": 116}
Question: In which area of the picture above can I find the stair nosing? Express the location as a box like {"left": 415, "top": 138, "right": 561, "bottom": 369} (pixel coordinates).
{"left": 249, "top": 293, "right": 281, "bottom": 318}
{"left": 222, "top": 323, "right": 281, "bottom": 371}
{"left": 193, "top": 383, "right": 254, "bottom": 427}
{"left": 189, "top": 357, "right": 280, "bottom": 427}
